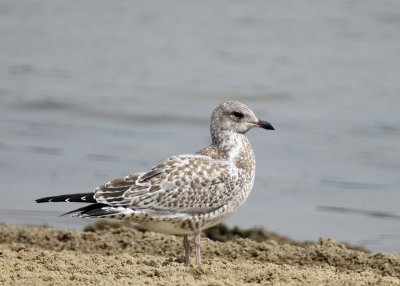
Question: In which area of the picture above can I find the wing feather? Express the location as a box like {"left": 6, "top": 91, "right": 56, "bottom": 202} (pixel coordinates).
{"left": 93, "top": 155, "right": 242, "bottom": 214}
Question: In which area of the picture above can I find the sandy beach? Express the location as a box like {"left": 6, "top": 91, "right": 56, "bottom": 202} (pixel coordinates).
{"left": 1, "top": 222, "right": 399, "bottom": 285}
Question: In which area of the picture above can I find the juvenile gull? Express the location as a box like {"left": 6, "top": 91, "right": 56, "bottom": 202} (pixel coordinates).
{"left": 36, "top": 101, "right": 274, "bottom": 265}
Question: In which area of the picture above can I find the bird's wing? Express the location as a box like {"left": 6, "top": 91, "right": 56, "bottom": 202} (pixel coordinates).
{"left": 94, "top": 155, "right": 243, "bottom": 213}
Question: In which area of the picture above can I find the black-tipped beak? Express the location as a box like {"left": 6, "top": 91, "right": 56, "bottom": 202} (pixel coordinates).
{"left": 256, "top": 120, "right": 275, "bottom": 130}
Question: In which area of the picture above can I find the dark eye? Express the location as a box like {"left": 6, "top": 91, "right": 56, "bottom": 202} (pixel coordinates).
{"left": 231, "top": 111, "right": 244, "bottom": 119}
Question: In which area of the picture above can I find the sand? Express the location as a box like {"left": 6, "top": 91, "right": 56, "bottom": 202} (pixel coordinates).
{"left": 1, "top": 221, "right": 399, "bottom": 285}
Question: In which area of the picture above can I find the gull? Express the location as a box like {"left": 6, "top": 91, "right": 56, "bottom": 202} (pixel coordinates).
{"left": 36, "top": 100, "right": 274, "bottom": 265}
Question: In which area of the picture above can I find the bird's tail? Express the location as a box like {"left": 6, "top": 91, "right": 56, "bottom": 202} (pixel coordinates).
{"left": 36, "top": 192, "right": 134, "bottom": 218}
{"left": 35, "top": 193, "right": 96, "bottom": 203}
{"left": 62, "top": 204, "right": 134, "bottom": 218}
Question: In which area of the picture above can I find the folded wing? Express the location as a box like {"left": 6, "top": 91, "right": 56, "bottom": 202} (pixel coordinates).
{"left": 94, "top": 155, "right": 242, "bottom": 214}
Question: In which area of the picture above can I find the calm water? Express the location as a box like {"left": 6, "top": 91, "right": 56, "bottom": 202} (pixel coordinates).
{"left": 1, "top": 0, "right": 399, "bottom": 253}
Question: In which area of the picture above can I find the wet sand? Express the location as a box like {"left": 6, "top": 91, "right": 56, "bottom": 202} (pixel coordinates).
{"left": 1, "top": 222, "right": 399, "bottom": 285}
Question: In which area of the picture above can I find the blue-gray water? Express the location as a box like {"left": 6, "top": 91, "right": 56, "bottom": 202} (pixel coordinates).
{"left": 1, "top": 0, "right": 399, "bottom": 253}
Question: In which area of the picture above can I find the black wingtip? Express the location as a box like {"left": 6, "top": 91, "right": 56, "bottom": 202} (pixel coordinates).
{"left": 36, "top": 197, "right": 52, "bottom": 203}
{"left": 35, "top": 193, "right": 96, "bottom": 204}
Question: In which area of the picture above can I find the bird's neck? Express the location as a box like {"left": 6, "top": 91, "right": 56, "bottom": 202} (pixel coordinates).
{"left": 212, "top": 131, "right": 256, "bottom": 170}
{"left": 212, "top": 131, "right": 242, "bottom": 158}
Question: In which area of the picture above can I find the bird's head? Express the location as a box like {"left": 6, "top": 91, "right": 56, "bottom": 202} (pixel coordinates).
{"left": 211, "top": 101, "right": 274, "bottom": 137}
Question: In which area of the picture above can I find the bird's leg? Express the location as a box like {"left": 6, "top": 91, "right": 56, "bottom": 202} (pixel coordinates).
{"left": 194, "top": 230, "right": 201, "bottom": 265}
{"left": 183, "top": 234, "right": 190, "bottom": 266}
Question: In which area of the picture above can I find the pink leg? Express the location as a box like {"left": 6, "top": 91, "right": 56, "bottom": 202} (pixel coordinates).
{"left": 183, "top": 234, "right": 190, "bottom": 265}
{"left": 194, "top": 231, "right": 201, "bottom": 265}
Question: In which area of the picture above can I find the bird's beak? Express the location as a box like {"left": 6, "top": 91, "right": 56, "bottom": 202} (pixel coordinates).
{"left": 255, "top": 120, "right": 275, "bottom": 130}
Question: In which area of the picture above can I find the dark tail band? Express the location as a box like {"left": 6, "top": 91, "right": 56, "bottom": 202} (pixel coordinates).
{"left": 61, "top": 203, "right": 110, "bottom": 217}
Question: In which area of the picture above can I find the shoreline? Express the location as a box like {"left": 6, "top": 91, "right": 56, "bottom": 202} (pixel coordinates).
{"left": 1, "top": 222, "right": 399, "bottom": 285}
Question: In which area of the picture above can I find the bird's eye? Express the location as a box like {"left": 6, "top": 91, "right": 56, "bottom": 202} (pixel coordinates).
{"left": 231, "top": 111, "right": 244, "bottom": 119}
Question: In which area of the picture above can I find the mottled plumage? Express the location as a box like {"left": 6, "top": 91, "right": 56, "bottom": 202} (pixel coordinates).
{"left": 36, "top": 100, "right": 274, "bottom": 265}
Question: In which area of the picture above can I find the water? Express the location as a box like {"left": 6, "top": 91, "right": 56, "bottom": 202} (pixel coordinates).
{"left": 0, "top": 0, "right": 399, "bottom": 253}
